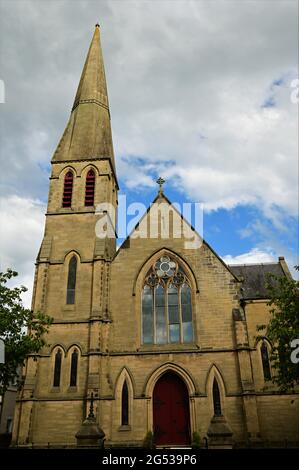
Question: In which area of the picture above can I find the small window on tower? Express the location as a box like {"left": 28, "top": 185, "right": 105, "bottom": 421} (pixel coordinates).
{"left": 67, "top": 256, "right": 77, "bottom": 304}
{"left": 85, "top": 169, "right": 95, "bottom": 206}
{"left": 62, "top": 171, "right": 73, "bottom": 208}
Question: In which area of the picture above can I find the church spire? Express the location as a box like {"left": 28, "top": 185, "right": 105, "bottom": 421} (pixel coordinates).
{"left": 52, "top": 24, "right": 116, "bottom": 173}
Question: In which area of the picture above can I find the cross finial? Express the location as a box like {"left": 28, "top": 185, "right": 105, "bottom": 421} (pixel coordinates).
{"left": 156, "top": 176, "right": 165, "bottom": 195}
{"left": 88, "top": 392, "right": 95, "bottom": 419}
{"left": 95, "top": 23, "right": 100, "bottom": 28}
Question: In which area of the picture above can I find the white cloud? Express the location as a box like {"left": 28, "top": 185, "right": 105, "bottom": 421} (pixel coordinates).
{"left": 0, "top": 196, "right": 45, "bottom": 308}
{"left": 236, "top": 218, "right": 299, "bottom": 278}
{"left": 222, "top": 248, "right": 276, "bottom": 265}
{"left": 117, "top": 70, "right": 298, "bottom": 219}
{"left": 222, "top": 246, "right": 299, "bottom": 279}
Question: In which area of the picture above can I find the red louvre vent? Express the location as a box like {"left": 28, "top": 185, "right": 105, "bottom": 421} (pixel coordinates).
{"left": 85, "top": 169, "right": 95, "bottom": 206}
{"left": 62, "top": 171, "right": 73, "bottom": 207}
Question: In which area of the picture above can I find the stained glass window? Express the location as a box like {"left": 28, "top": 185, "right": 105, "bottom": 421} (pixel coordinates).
{"left": 181, "top": 284, "right": 193, "bottom": 343}
{"left": 156, "top": 285, "right": 167, "bottom": 344}
{"left": 142, "top": 285, "right": 153, "bottom": 344}
{"left": 168, "top": 284, "right": 180, "bottom": 343}
{"left": 142, "top": 256, "right": 193, "bottom": 344}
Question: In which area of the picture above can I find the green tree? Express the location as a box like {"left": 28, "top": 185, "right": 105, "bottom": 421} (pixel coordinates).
{"left": 257, "top": 266, "right": 299, "bottom": 391}
{"left": 0, "top": 269, "right": 52, "bottom": 395}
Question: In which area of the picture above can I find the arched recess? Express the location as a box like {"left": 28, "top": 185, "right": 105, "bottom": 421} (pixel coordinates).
{"left": 50, "top": 346, "right": 65, "bottom": 389}
{"left": 62, "top": 170, "right": 74, "bottom": 208}
{"left": 133, "top": 248, "right": 199, "bottom": 296}
{"left": 84, "top": 169, "right": 96, "bottom": 206}
{"left": 80, "top": 163, "right": 100, "bottom": 178}
{"left": 67, "top": 345, "right": 81, "bottom": 388}
{"left": 63, "top": 250, "right": 82, "bottom": 263}
{"left": 63, "top": 252, "right": 81, "bottom": 306}
{"left": 114, "top": 367, "right": 135, "bottom": 428}
{"left": 144, "top": 362, "right": 197, "bottom": 396}
{"left": 205, "top": 364, "right": 227, "bottom": 418}
{"left": 66, "top": 343, "right": 83, "bottom": 356}
{"left": 58, "top": 166, "right": 78, "bottom": 178}
{"left": 50, "top": 343, "right": 66, "bottom": 355}
{"left": 143, "top": 362, "right": 197, "bottom": 435}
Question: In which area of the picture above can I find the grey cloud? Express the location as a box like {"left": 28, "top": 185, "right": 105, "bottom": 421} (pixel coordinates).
{"left": 0, "top": 1, "right": 297, "bottom": 201}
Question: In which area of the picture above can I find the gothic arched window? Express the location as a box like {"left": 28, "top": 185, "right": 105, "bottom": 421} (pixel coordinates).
{"left": 85, "top": 169, "right": 95, "bottom": 206}
{"left": 66, "top": 256, "right": 77, "bottom": 304}
{"left": 62, "top": 171, "right": 73, "bottom": 208}
{"left": 142, "top": 256, "right": 193, "bottom": 344}
{"left": 121, "top": 381, "right": 129, "bottom": 426}
{"left": 261, "top": 341, "right": 271, "bottom": 381}
{"left": 213, "top": 379, "right": 222, "bottom": 416}
{"left": 53, "top": 349, "right": 62, "bottom": 387}
{"left": 70, "top": 349, "right": 78, "bottom": 387}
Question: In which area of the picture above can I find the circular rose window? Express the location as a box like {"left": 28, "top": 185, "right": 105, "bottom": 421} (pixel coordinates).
{"left": 154, "top": 256, "right": 177, "bottom": 277}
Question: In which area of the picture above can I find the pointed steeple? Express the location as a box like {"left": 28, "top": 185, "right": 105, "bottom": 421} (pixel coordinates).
{"left": 52, "top": 24, "right": 116, "bottom": 173}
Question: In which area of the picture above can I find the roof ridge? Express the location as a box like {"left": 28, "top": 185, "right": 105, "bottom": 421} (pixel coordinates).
{"left": 229, "top": 261, "right": 279, "bottom": 267}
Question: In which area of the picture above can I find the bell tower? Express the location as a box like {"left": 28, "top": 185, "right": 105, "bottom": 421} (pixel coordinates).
{"left": 12, "top": 25, "right": 118, "bottom": 446}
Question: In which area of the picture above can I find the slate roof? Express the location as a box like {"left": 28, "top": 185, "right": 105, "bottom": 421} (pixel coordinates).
{"left": 229, "top": 262, "right": 287, "bottom": 300}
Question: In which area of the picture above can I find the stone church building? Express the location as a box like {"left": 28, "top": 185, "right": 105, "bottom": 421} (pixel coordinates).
{"left": 12, "top": 25, "right": 298, "bottom": 448}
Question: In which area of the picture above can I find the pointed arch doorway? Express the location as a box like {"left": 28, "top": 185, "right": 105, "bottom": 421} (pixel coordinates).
{"left": 153, "top": 372, "right": 191, "bottom": 446}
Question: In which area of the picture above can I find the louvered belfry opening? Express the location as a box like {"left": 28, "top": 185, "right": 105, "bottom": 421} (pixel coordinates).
{"left": 62, "top": 171, "right": 73, "bottom": 207}
{"left": 85, "top": 169, "right": 95, "bottom": 206}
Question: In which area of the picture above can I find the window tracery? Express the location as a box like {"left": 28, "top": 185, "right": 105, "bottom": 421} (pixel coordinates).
{"left": 142, "top": 256, "right": 193, "bottom": 344}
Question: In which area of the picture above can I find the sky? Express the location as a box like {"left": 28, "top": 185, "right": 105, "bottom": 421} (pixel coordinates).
{"left": 0, "top": 0, "right": 298, "bottom": 307}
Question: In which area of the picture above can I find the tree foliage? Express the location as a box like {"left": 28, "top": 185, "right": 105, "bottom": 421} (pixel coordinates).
{"left": 257, "top": 266, "right": 299, "bottom": 391}
{"left": 0, "top": 269, "right": 52, "bottom": 395}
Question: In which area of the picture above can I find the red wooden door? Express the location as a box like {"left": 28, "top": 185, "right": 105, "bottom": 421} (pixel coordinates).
{"left": 153, "top": 372, "right": 190, "bottom": 446}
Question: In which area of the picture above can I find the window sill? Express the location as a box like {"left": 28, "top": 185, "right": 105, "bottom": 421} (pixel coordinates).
{"left": 50, "top": 387, "right": 61, "bottom": 393}
{"left": 118, "top": 425, "right": 131, "bottom": 432}
{"left": 62, "top": 305, "right": 76, "bottom": 311}
{"left": 68, "top": 386, "right": 78, "bottom": 392}
{"left": 80, "top": 206, "right": 95, "bottom": 211}
{"left": 138, "top": 343, "right": 199, "bottom": 352}
{"left": 59, "top": 207, "right": 75, "bottom": 213}
{"left": 261, "top": 381, "right": 275, "bottom": 391}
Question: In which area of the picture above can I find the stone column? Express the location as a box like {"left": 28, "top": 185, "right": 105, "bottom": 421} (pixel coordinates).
{"left": 233, "top": 308, "right": 262, "bottom": 446}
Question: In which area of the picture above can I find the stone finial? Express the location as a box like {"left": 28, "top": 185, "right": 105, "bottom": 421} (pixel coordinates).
{"left": 88, "top": 392, "right": 95, "bottom": 418}
{"left": 75, "top": 393, "right": 105, "bottom": 448}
